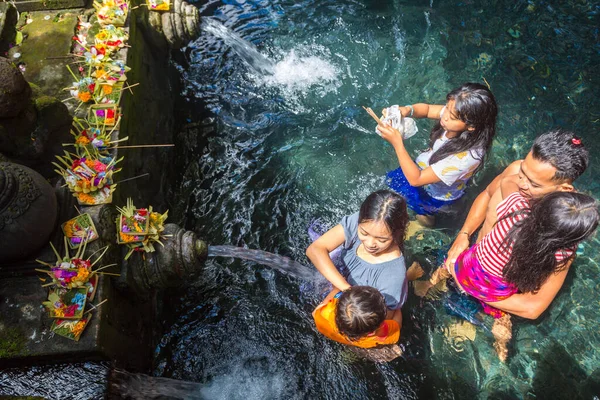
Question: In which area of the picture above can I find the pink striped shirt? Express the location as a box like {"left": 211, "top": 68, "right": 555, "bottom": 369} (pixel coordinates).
{"left": 476, "top": 192, "right": 573, "bottom": 278}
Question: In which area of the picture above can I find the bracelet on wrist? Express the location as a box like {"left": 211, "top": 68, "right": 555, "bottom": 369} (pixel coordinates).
{"left": 405, "top": 104, "right": 414, "bottom": 117}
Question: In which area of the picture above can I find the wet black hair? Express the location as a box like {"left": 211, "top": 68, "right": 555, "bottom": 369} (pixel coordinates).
{"left": 531, "top": 129, "right": 589, "bottom": 183}
{"left": 429, "top": 83, "right": 498, "bottom": 174}
{"left": 335, "top": 286, "right": 387, "bottom": 341}
{"left": 358, "top": 190, "right": 409, "bottom": 252}
{"left": 501, "top": 192, "right": 599, "bottom": 293}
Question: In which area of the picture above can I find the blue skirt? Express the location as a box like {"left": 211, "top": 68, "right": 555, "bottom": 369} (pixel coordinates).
{"left": 386, "top": 167, "right": 457, "bottom": 216}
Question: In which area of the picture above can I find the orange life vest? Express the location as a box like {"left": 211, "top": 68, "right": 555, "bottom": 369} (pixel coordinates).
{"left": 312, "top": 296, "right": 400, "bottom": 348}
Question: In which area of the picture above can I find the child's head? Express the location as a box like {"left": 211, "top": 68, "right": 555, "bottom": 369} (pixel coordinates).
{"left": 358, "top": 190, "right": 408, "bottom": 254}
{"left": 335, "top": 286, "right": 387, "bottom": 341}
{"left": 429, "top": 82, "right": 498, "bottom": 166}
{"left": 503, "top": 191, "right": 599, "bottom": 293}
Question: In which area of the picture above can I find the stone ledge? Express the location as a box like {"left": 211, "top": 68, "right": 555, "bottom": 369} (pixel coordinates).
{"left": 13, "top": 0, "right": 89, "bottom": 13}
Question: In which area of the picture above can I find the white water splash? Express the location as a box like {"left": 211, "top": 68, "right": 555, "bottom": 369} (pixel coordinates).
{"left": 263, "top": 49, "right": 339, "bottom": 91}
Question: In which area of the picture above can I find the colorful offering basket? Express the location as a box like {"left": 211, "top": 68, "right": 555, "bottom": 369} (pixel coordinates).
{"left": 116, "top": 198, "right": 169, "bottom": 259}
{"left": 53, "top": 151, "right": 121, "bottom": 205}
{"left": 93, "top": 80, "right": 124, "bottom": 104}
{"left": 147, "top": 0, "right": 170, "bottom": 10}
{"left": 67, "top": 75, "right": 95, "bottom": 104}
{"left": 36, "top": 239, "right": 111, "bottom": 290}
{"left": 89, "top": 104, "right": 121, "bottom": 127}
{"left": 44, "top": 287, "right": 88, "bottom": 320}
{"left": 118, "top": 201, "right": 151, "bottom": 236}
{"left": 61, "top": 213, "right": 99, "bottom": 249}
{"left": 76, "top": 185, "right": 115, "bottom": 206}
{"left": 51, "top": 317, "right": 90, "bottom": 341}
{"left": 70, "top": 117, "right": 128, "bottom": 154}
{"left": 94, "top": 0, "right": 129, "bottom": 26}
{"left": 95, "top": 25, "right": 129, "bottom": 55}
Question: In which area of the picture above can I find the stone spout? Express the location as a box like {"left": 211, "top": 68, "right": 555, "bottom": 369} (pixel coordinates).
{"left": 121, "top": 223, "right": 208, "bottom": 295}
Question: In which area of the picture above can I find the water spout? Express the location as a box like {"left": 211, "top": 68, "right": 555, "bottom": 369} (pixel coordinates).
{"left": 202, "top": 18, "right": 275, "bottom": 75}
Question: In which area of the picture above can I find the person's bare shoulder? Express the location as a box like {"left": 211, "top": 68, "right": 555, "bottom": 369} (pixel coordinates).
{"left": 502, "top": 160, "right": 522, "bottom": 177}
{"left": 499, "top": 175, "right": 520, "bottom": 199}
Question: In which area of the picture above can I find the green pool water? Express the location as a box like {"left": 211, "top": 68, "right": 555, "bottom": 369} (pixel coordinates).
{"left": 3, "top": 0, "right": 600, "bottom": 399}
{"left": 153, "top": 0, "right": 600, "bottom": 398}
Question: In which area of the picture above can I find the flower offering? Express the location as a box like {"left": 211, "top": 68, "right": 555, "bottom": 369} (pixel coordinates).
{"left": 53, "top": 150, "right": 121, "bottom": 205}
{"left": 89, "top": 104, "right": 120, "bottom": 126}
{"left": 94, "top": 0, "right": 129, "bottom": 27}
{"left": 95, "top": 25, "right": 129, "bottom": 54}
{"left": 116, "top": 198, "right": 169, "bottom": 259}
{"left": 147, "top": 0, "right": 170, "bottom": 11}
{"left": 61, "top": 213, "right": 99, "bottom": 249}
{"left": 51, "top": 317, "right": 90, "bottom": 341}
{"left": 118, "top": 198, "right": 150, "bottom": 236}
{"left": 44, "top": 287, "right": 88, "bottom": 320}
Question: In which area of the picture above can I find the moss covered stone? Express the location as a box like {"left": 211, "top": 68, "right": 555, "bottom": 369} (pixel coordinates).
{"left": 0, "top": 327, "right": 27, "bottom": 358}
{"left": 20, "top": 10, "right": 79, "bottom": 97}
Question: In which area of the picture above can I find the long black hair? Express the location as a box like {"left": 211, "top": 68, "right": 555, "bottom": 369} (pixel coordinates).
{"left": 335, "top": 286, "right": 387, "bottom": 341}
{"left": 429, "top": 83, "right": 498, "bottom": 174}
{"left": 358, "top": 190, "right": 409, "bottom": 252}
{"left": 500, "top": 192, "right": 599, "bottom": 293}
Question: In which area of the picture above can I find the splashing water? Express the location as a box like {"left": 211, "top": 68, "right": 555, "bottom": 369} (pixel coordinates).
{"left": 201, "top": 18, "right": 338, "bottom": 94}
{"left": 263, "top": 49, "right": 338, "bottom": 91}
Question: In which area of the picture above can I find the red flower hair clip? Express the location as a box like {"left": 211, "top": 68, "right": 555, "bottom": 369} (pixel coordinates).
{"left": 572, "top": 137, "right": 582, "bottom": 145}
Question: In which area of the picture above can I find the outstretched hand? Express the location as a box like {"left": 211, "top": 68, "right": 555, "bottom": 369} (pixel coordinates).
{"left": 445, "top": 234, "right": 470, "bottom": 271}
{"left": 377, "top": 122, "right": 404, "bottom": 146}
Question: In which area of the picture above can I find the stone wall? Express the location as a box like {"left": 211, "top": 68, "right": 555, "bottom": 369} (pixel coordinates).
{"left": 114, "top": 4, "right": 180, "bottom": 210}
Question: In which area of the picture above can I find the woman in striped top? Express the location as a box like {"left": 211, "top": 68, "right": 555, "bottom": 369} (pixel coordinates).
{"left": 446, "top": 188, "right": 599, "bottom": 361}
{"left": 454, "top": 190, "right": 597, "bottom": 311}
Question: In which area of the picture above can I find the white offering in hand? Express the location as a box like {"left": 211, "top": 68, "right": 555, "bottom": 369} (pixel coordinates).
{"left": 377, "top": 105, "right": 418, "bottom": 139}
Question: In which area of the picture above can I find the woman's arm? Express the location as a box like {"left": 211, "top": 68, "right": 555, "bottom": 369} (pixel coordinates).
{"left": 485, "top": 259, "right": 573, "bottom": 319}
{"left": 306, "top": 224, "right": 351, "bottom": 291}
{"left": 396, "top": 103, "right": 445, "bottom": 119}
{"left": 377, "top": 122, "right": 442, "bottom": 187}
{"left": 386, "top": 308, "right": 403, "bottom": 329}
{"left": 445, "top": 161, "right": 523, "bottom": 268}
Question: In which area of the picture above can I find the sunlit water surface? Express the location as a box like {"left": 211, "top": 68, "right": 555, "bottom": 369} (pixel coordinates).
{"left": 3, "top": 0, "right": 600, "bottom": 399}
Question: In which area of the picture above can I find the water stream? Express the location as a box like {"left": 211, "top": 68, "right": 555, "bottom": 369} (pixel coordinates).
{"left": 208, "top": 245, "right": 318, "bottom": 280}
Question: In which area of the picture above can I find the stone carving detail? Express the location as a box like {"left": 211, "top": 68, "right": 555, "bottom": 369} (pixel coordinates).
{"left": 150, "top": 0, "right": 201, "bottom": 49}
{"left": 121, "top": 223, "right": 208, "bottom": 294}
{"left": 0, "top": 162, "right": 57, "bottom": 262}
{"left": 0, "top": 162, "right": 42, "bottom": 231}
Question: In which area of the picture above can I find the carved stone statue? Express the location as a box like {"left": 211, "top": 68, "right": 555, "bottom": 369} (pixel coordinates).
{"left": 0, "top": 162, "right": 57, "bottom": 262}
{"left": 0, "top": 57, "right": 72, "bottom": 177}
{"left": 118, "top": 224, "right": 208, "bottom": 296}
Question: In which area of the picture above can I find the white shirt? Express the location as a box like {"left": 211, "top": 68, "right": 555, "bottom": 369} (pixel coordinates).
{"left": 414, "top": 130, "right": 483, "bottom": 201}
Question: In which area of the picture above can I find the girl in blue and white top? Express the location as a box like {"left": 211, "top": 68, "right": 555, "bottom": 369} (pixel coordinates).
{"left": 376, "top": 83, "right": 498, "bottom": 226}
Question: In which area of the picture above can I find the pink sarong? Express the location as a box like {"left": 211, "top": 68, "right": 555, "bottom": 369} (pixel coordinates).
{"left": 454, "top": 244, "right": 517, "bottom": 318}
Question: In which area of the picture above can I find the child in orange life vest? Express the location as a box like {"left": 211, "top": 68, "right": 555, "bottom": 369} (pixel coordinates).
{"left": 312, "top": 286, "right": 399, "bottom": 348}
